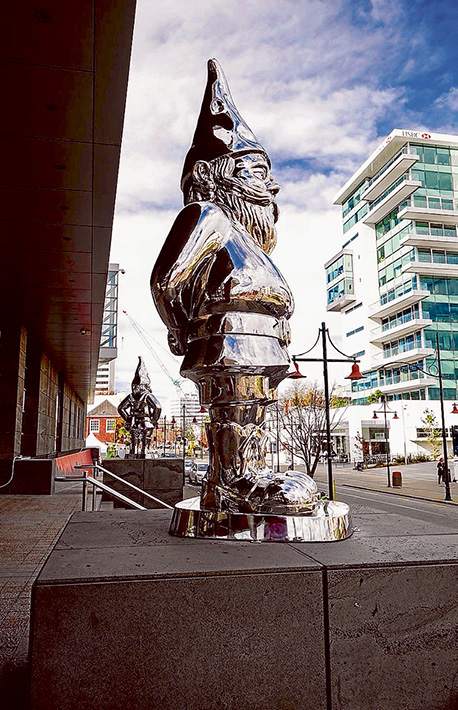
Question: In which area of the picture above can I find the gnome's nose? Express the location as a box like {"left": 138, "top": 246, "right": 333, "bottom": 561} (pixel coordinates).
{"left": 269, "top": 179, "right": 280, "bottom": 196}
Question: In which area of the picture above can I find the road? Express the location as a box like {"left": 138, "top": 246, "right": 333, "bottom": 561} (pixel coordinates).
{"left": 185, "top": 476, "right": 458, "bottom": 534}
{"left": 337, "top": 486, "right": 458, "bottom": 531}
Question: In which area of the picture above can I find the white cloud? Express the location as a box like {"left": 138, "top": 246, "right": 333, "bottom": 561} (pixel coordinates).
{"left": 110, "top": 0, "right": 438, "bottom": 411}
{"left": 435, "top": 87, "right": 458, "bottom": 112}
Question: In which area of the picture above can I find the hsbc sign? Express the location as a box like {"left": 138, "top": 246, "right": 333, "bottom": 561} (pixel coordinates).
{"left": 401, "top": 130, "right": 432, "bottom": 139}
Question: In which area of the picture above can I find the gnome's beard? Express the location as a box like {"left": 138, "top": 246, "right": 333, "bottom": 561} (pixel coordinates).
{"left": 215, "top": 185, "right": 278, "bottom": 254}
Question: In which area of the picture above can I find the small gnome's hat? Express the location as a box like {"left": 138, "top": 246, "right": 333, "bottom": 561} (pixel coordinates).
{"left": 181, "top": 58, "right": 269, "bottom": 198}
{"left": 132, "top": 356, "right": 151, "bottom": 390}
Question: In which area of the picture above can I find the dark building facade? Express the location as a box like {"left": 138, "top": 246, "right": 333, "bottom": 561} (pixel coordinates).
{"left": 0, "top": 1, "right": 136, "bottom": 483}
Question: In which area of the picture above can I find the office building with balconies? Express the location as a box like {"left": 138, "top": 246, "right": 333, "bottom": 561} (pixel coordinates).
{"left": 326, "top": 129, "right": 458, "bottom": 460}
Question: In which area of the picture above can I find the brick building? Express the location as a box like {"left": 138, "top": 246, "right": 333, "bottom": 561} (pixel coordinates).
{"left": 86, "top": 400, "right": 123, "bottom": 446}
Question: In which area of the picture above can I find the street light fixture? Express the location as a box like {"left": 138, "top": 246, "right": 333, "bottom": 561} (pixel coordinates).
{"left": 291, "top": 321, "right": 363, "bottom": 501}
{"left": 372, "top": 395, "right": 398, "bottom": 488}
{"left": 171, "top": 416, "right": 177, "bottom": 455}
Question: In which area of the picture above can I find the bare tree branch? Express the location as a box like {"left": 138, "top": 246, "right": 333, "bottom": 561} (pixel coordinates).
{"left": 267, "top": 381, "right": 348, "bottom": 478}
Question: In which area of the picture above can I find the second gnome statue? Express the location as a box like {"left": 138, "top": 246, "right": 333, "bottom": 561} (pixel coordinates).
{"left": 118, "top": 357, "right": 161, "bottom": 458}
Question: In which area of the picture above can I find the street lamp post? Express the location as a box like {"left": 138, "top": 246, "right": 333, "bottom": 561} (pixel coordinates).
{"left": 181, "top": 402, "right": 186, "bottom": 473}
{"left": 435, "top": 332, "right": 453, "bottom": 501}
{"left": 386, "top": 332, "right": 454, "bottom": 501}
{"left": 171, "top": 417, "right": 176, "bottom": 455}
{"left": 163, "top": 415, "right": 167, "bottom": 456}
{"left": 291, "top": 321, "right": 363, "bottom": 501}
{"left": 372, "top": 395, "right": 398, "bottom": 488}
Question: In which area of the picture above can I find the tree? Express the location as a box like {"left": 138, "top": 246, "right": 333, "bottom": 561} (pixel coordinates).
{"left": 353, "top": 431, "right": 369, "bottom": 466}
{"left": 272, "top": 381, "right": 348, "bottom": 478}
{"left": 420, "top": 408, "right": 442, "bottom": 460}
{"left": 366, "top": 389, "right": 383, "bottom": 404}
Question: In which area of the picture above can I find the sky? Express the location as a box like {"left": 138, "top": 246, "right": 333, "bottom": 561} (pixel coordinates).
{"left": 109, "top": 0, "right": 458, "bottom": 412}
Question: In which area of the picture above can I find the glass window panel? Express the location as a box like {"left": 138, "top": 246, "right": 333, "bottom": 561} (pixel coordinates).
{"left": 434, "top": 278, "right": 448, "bottom": 295}
{"left": 415, "top": 221, "right": 429, "bottom": 235}
{"left": 424, "top": 147, "right": 436, "bottom": 164}
{"left": 412, "top": 144, "right": 424, "bottom": 161}
{"left": 448, "top": 278, "right": 458, "bottom": 295}
{"left": 437, "top": 148, "right": 450, "bottom": 165}
{"left": 444, "top": 225, "right": 456, "bottom": 237}
{"left": 439, "top": 172, "right": 453, "bottom": 191}
{"left": 442, "top": 199, "right": 453, "bottom": 210}
{"left": 432, "top": 250, "right": 446, "bottom": 263}
{"left": 446, "top": 252, "right": 458, "bottom": 264}
{"left": 430, "top": 223, "right": 443, "bottom": 236}
{"left": 411, "top": 169, "right": 424, "bottom": 183}
{"left": 413, "top": 195, "right": 427, "bottom": 208}
{"left": 425, "top": 171, "right": 439, "bottom": 189}
{"left": 418, "top": 248, "right": 431, "bottom": 262}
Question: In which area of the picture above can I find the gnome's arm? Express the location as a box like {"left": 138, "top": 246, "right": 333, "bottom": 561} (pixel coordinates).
{"left": 118, "top": 395, "right": 133, "bottom": 426}
{"left": 151, "top": 203, "right": 224, "bottom": 355}
{"left": 143, "top": 392, "right": 161, "bottom": 424}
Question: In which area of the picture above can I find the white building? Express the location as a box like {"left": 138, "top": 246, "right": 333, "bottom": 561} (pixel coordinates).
{"left": 326, "top": 129, "right": 458, "bottom": 461}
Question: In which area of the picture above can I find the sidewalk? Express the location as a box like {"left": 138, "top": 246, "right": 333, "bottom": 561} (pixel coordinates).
{"left": 0, "top": 464, "right": 456, "bottom": 709}
{"left": 0, "top": 492, "right": 81, "bottom": 710}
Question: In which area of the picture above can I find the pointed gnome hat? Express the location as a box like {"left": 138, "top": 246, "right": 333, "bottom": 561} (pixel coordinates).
{"left": 132, "top": 356, "right": 151, "bottom": 390}
{"left": 181, "top": 58, "right": 269, "bottom": 197}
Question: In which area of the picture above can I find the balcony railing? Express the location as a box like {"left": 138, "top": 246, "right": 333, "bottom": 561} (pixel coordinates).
{"left": 362, "top": 150, "right": 419, "bottom": 203}
{"left": 368, "top": 288, "right": 430, "bottom": 320}
{"left": 370, "top": 317, "right": 432, "bottom": 345}
{"left": 363, "top": 179, "right": 421, "bottom": 226}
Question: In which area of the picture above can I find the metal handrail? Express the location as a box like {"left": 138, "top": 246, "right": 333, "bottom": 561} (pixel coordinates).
{"left": 75, "top": 463, "right": 174, "bottom": 510}
{"left": 55, "top": 474, "right": 147, "bottom": 511}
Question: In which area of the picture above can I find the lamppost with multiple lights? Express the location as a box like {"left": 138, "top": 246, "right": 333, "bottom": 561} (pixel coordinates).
{"left": 291, "top": 321, "right": 363, "bottom": 501}
{"left": 371, "top": 395, "right": 399, "bottom": 488}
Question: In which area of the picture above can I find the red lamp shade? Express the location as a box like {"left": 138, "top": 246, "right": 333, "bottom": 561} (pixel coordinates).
{"left": 452, "top": 403, "right": 458, "bottom": 414}
{"left": 289, "top": 361, "right": 306, "bottom": 379}
{"left": 372, "top": 412, "right": 378, "bottom": 420}
{"left": 345, "top": 362, "right": 364, "bottom": 380}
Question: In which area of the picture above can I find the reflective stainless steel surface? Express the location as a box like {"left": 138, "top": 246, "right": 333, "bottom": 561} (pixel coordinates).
{"left": 170, "top": 496, "right": 352, "bottom": 542}
{"left": 151, "top": 59, "right": 351, "bottom": 539}
{"left": 117, "top": 356, "right": 161, "bottom": 458}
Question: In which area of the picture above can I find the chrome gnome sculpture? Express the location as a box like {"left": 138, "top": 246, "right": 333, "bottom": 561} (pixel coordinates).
{"left": 151, "top": 60, "right": 351, "bottom": 540}
{"left": 118, "top": 357, "right": 161, "bottom": 458}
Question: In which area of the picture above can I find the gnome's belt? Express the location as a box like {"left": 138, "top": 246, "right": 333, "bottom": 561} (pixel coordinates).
{"left": 187, "top": 313, "right": 291, "bottom": 346}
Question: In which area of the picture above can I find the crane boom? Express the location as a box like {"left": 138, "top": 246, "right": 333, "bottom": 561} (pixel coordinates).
{"left": 123, "top": 311, "right": 184, "bottom": 395}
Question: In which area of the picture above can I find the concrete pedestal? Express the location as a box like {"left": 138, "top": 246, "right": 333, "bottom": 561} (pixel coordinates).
{"left": 30, "top": 507, "right": 458, "bottom": 710}
{"left": 102, "top": 457, "right": 183, "bottom": 508}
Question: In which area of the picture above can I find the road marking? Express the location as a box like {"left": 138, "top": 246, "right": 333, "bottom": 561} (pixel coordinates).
{"left": 341, "top": 489, "right": 457, "bottom": 520}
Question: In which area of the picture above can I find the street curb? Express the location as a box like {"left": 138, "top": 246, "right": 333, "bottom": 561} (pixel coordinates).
{"left": 339, "top": 482, "right": 458, "bottom": 506}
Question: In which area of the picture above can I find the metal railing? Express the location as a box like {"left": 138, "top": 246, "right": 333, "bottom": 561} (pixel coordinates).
{"left": 55, "top": 462, "right": 174, "bottom": 512}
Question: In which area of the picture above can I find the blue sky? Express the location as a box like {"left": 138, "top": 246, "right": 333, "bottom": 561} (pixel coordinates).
{"left": 110, "top": 0, "right": 458, "bottom": 410}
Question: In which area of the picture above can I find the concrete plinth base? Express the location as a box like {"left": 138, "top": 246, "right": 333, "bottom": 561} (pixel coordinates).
{"left": 30, "top": 507, "right": 458, "bottom": 710}
{"left": 102, "top": 457, "right": 183, "bottom": 508}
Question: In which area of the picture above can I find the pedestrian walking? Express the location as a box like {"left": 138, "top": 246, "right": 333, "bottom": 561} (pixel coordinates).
{"left": 437, "top": 457, "right": 445, "bottom": 484}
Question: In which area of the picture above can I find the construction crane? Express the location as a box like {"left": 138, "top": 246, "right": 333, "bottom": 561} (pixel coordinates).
{"left": 122, "top": 310, "right": 184, "bottom": 397}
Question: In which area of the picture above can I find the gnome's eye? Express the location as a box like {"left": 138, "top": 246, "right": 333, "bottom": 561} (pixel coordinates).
{"left": 211, "top": 99, "right": 224, "bottom": 114}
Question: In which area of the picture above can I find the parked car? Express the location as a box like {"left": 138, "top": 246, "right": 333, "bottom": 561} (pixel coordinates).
{"left": 189, "top": 462, "right": 208, "bottom": 486}
{"left": 184, "top": 460, "right": 195, "bottom": 478}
